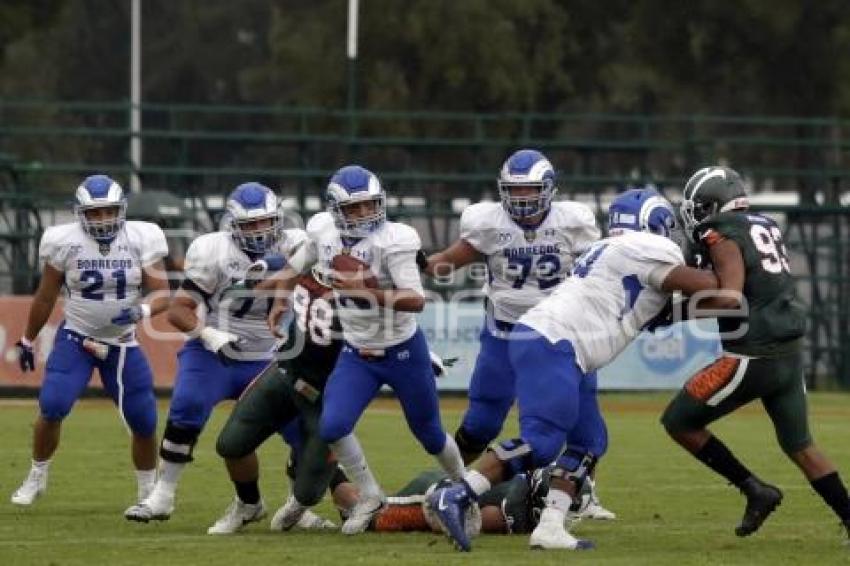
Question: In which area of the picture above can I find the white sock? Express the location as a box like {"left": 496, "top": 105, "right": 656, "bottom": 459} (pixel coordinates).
{"left": 545, "top": 487, "right": 573, "bottom": 514}
{"left": 463, "top": 470, "right": 491, "bottom": 497}
{"left": 330, "top": 434, "right": 381, "bottom": 499}
{"left": 435, "top": 433, "right": 465, "bottom": 480}
{"left": 156, "top": 460, "right": 186, "bottom": 497}
{"left": 539, "top": 506, "right": 567, "bottom": 525}
{"left": 136, "top": 469, "right": 156, "bottom": 501}
{"left": 31, "top": 459, "right": 50, "bottom": 473}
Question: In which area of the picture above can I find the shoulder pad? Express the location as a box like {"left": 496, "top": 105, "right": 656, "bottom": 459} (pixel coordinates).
{"left": 376, "top": 222, "right": 421, "bottom": 254}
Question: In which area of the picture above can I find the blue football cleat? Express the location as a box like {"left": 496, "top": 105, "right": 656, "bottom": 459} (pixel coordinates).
{"left": 426, "top": 483, "right": 473, "bottom": 552}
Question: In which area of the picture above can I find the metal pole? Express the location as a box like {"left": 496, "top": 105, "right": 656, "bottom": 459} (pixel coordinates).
{"left": 346, "top": 0, "right": 358, "bottom": 116}
{"left": 130, "top": 0, "right": 142, "bottom": 192}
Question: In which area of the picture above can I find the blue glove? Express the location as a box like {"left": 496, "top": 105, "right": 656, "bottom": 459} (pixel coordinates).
{"left": 244, "top": 254, "right": 287, "bottom": 289}
{"left": 261, "top": 254, "right": 287, "bottom": 273}
{"left": 16, "top": 339, "right": 35, "bottom": 372}
{"left": 111, "top": 305, "right": 144, "bottom": 325}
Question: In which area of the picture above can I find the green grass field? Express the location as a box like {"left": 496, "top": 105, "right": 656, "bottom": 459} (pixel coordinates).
{"left": 1, "top": 393, "right": 849, "bottom": 565}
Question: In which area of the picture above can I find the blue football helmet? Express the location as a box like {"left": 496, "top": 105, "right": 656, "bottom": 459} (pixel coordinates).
{"left": 325, "top": 165, "right": 386, "bottom": 238}
{"left": 225, "top": 182, "right": 283, "bottom": 255}
{"left": 608, "top": 188, "right": 678, "bottom": 238}
{"left": 497, "top": 149, "right": 557, "bottom": 221}
{"left": 74, "top": 174, "right": 127, "bottom": 242}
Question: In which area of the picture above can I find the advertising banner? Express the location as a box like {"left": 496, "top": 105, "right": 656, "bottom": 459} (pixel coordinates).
{"left": 0, "top": 297, "right": 720, "bottom": 391}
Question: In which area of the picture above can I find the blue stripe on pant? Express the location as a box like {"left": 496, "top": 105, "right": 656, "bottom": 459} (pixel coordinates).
{"left": 39, "top": 327, "right": 157, "bottom": 437}
{"left": 509, "top": 324, "right": 607, "bottom": 468}
{"left": 320, "top": 328, "right": 447, "bottom": 454}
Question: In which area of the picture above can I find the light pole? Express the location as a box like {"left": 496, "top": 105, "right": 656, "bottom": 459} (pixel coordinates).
{"left": 346, "top": 0, "right": 359, "bottom": 124}
{"left": 129, "top": 0, "right": 142, "bottom": 193}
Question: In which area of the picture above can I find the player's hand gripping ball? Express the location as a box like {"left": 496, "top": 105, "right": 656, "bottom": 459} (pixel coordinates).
{"left": 330, "top": 254, "right": 379, "bottom": 291}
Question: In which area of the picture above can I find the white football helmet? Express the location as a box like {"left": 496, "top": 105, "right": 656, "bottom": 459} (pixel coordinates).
{"left": 225, "top": 182, "right": 283, "bottom": 255}
{"left": 74, "top": 174, "right": 127, "bottom": 242}
{"left": 497, "top": 149, "right": 557, "bottom": 221}
{"left": 325, "top": 165, "right": 386, "bottom": 238}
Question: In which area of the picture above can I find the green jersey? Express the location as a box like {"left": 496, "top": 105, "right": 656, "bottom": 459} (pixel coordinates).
{"left": 696, "top": 211, "right": 805, "bottom": 357}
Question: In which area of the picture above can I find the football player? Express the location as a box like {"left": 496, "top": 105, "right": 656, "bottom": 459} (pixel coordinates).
{"left": 661, "top": 166, "right": 850, "bottom": 542}
{"left": 268, "top": 165, "right": 466, "bottom": 535}
{"left": 368, "top": 465, "right": 591, "bottom": 535}
{"left": 428, "top": 188, "right": 722, "bottom": 551}
{"left": 124, "top": 182, "right": 305, "bottom": 523}
{"left": 12, "top": 175, "right": 170, "bottom": 512}
{"left": 207, "top": 265, "right": 346, "bottom": 534}
{"left": 422, "top": 148, "right": 613, "bottom": 518}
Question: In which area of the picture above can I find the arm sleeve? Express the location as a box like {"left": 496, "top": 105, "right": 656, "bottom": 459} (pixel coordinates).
{"left": 38, "top": 228, "right": 67, "bottom": 271}
{"left": 182, "top": 237, "right": 220, "bottom": 294}
{"left": 569, "top": 205, "right": 601, "bottom": 255}
{"left": 140, "top": 225, "right": 169, "bottom": 266}
{"left": 285, "top": 235, "right": 317, "bottom": 274}
{"left": 458, "top": 205, "right": 499, "bottom": 255}
{"left": 646, "top": 263, "right": 679, "bottom": 290}
{"left": 386, "top": 251, "right": 425, "bottom": 296}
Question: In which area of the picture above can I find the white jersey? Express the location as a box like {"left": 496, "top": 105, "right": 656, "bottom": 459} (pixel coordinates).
{"left": 183, "top": 228, "right": 308, "bottom": 357}
{"left": 460, "top": 201, "right": 600, "bottom": 324}
{"left": 39, "top": 221, "right": 168, "bottom": 345}
{"left": 520, "top": 231, "right": 684, "bottom": 373}
{"left": 305, "top": 212, "right": 423, "bottom": 349}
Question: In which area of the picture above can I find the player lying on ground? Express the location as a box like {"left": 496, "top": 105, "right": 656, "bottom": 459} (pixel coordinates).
{"left": 125, "top": 183, "right": 305, "bottom": 523}
{"left": 363, "top": 466, "right": 594, "bottom": 535}
{"left": 421, "top": 148, "right": 614, "bottom": 520}
{"left": 12, "top": 175, "right": 170, "bottom": 513}
{"left": 267, "top": 165, "right": 466, "bottom": 535}
{"left": 427, "top": 188, "right": 722, "bottom": 551}
{"left": 660, "top": 166, "right": 850, "bottom": 544}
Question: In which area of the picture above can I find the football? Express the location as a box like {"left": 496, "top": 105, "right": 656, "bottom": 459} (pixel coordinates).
{"left": 331, "top": 253, "right": 379, "bottom": 288}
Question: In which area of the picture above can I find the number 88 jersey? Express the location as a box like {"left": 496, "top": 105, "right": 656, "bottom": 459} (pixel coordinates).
{"left": 284, "top": 271, "right": 343, "bottom": 388}
{"left": 696, "top": 211, "right": 806, "bottom": 356}
{"left": 460, "top": 201, "right": 600, "bottom": 324}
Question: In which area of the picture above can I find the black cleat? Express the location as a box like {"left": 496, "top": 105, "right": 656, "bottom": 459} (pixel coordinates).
{"left": 843, "top": 519, "right": 850, "bottom": 546}
{"left": 735, "top": 477, "right": 783, "bottom": 537}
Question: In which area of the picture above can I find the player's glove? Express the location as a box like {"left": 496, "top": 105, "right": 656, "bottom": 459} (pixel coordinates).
{"left": 110, "top": 304, "right": 151, "bottom": 325}
{"left": 199, "top": 326, "right": 242, "bottom": 365}
{"left": 244, "top": 254, "right": 287, "bottom": 289}
{"left": 16, "top": 337, "right": 35, "bottom": 372}
{"left": 430, "top": 351, "right": 459, "bottom": 378}
{"left": 415, "top": 249, "right": 429, "bottom": 273}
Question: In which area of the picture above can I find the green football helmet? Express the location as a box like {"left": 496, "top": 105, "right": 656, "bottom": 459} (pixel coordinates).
{"left": 680, "top": 166, "right": 750, "bottom": 238}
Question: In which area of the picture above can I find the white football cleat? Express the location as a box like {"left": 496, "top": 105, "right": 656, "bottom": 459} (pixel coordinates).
{"left": 296, "top": 509, "right": 337, "bottom": 530}
{"left": 270, "top": 495, "right": 306, "bottom": 531}
{"left": 581, "top": 500, "right": 617, "bottom": 520}
{"left": 11, "top": 468, "right": 48, "bottom": 506}
{"left": 124, "top": 485, "right": 175, "bottom": 522}
{"left": 341, "top": 494, "right": 386, "bottom": 535}
{"left": 581, "top": 480, "right": 617, "bottom": 520}
{"left": 207, "top": 498, "right": 266, "bottom": 535}
{"left": 530, "top": 508, "right": 594, "bottom": 550}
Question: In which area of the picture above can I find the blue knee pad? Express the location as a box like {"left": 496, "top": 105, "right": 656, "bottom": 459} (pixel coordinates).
{"left": 490, "top": 438, "right": 536, "bottom": 479}
{"left": 553, "top": 447, "right": 599, "bottom": 491}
